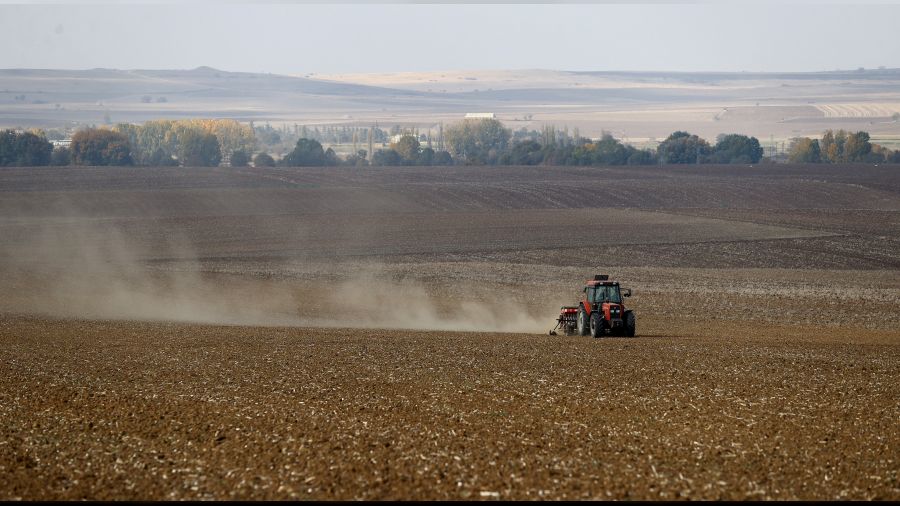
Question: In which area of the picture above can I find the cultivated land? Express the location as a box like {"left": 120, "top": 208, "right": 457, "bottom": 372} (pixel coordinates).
{"left": 3, "top": 67, "right": 900, "bottom": 142}
{"left": 1, "top": 164, "right": 899, "bottom": 500}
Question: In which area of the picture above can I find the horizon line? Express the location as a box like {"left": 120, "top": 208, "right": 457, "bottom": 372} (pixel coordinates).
{"left": 3, "top": 66, "right": 900, "bottom": 75}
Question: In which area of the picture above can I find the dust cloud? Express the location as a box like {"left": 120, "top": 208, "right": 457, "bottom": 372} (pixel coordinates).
{"left": 0, "top": 219, "right": 303, "bottom": 326}
{"left": 327, "top": 271, "right": 552, "bottom": 334}
{"left": 0, "top": 218, "right": 554, "bottom": 334}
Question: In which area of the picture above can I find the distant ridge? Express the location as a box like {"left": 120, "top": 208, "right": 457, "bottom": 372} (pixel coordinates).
{"left": 0, "top": 67, "right": 428, "bottom": 97}
{"left": 570, "top": 68, "right": 900, "bottom": 81}
{"left": 2, "top": 66, "right": 899, "bottom": 142}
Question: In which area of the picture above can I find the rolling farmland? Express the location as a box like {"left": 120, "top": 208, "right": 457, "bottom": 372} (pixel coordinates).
{"left": 1, "top": 164, "right": 898, "bottom": 500}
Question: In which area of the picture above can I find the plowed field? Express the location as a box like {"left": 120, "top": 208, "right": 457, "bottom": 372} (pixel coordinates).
{"left": 1, "top": 164, "right": 898, "bottom": 500}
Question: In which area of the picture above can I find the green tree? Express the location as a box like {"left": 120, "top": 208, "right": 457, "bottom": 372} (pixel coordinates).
{"left": 282, "top": 138, "right": 326, "bottom": 166}
{"left": 71, "top": 128, "right": 133, "bottom": 166}
{"left": 141, "top": 120, "right": 178, "bottom": 160}
{"left": 344, "top": 149, "right": 369, "bottom": 167}
{"left": 787, "top": 137, "right": 822, "bottom": 163}
{"left": 0, "top": 130, "right": 53, "bottom": 166}
{"left": 563, "top": 134, "right": 654, "bottom": 166}
{"left": 0, "top": 130, "right": 13, "bottom": 165}
{"left": 820, "top": 130, "right": 837, "bottom": 163}
{"left": 713, "top": 134, "right": 763, "bottom": 163}
{"left": 818, "top": 129, "right": 872, "bottom": 162}
{"left": 178, "top": 130, "right": 221, "bottom": 167}
{"left": 17, "top": 131, "right": 53, "bottom": 166}
{"left": 657, "top": 131, "right": 712, "bottom": 164}
{"left": 325, "top": 147, "right": 339, "bottom": 166}
{"left": 253, "top": 152, "right": 276, "bottom": 167}
{"left": 112, "top": 123, "right": 143, "bottom": 162}
{"left": 821, "top": 129, "right": 849, "bottom": 163}
{"left": 50, "top": 146, "right": 71, "bottom": 166}
{"left": 148, "top": 147, "right": 178, "bottom": 166}
{"left": 432, "top": 150, "right": 453, "bottom": 166}
{"left": 391, "top": 135, "right": 421, "bottom": 163}
{"left": 843, "top": 131, "right": 872, "bottom": 162}
{"left": 503, "top": 140, "right": 542, "bottom": 165}
{"left": 444, "top": 118, "right": 511, "bottom": 164}
{"left": 870, "top": 144, "right": 900, "bottom": 163}
{"left": 371, "top": 149, "right": 403, "bottom": 166}
{"left": 626, "top": 148, "right": 656, "bottom": 165}
{"left": 417, "top": 147, "right": 434, "bottom": 166}
{"left": 230, "top": 149, "right": 250, "bottom": 167}
{"left": 592, "top": 134, "right": 630, "bottom": 165}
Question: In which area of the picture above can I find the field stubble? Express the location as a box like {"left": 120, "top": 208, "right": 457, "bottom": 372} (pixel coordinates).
{"left": 1, "top": 317, "right": 897, "bottom": 500}
{"left": 0, "top": 164, "right": 898, "bottom": 500}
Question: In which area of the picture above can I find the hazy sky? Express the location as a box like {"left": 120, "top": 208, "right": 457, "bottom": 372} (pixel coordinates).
{"left": 1, "top": 2, "right": 899, "bottom": 74}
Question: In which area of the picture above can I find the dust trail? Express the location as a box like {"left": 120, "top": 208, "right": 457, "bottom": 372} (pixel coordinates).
{"left": 325, "top": 272, "right": 553, "bottom": 334}
{"left": 0, "top": 218, "right": 303, "bottom": 326}
{"left": 0, "top": 217, "right": 557, "bottom": 333}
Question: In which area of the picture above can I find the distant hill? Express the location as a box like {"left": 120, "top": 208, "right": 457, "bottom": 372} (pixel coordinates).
{"left": 2, "top": 67, "right": 900, "bottom": 143}
{"left": 0, "top": 66, "right": 423, "bottom": 102}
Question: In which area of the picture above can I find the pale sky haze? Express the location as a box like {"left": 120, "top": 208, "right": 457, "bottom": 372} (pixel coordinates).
{"left": 1, "top": 2, "right": 898, "bottom": 74}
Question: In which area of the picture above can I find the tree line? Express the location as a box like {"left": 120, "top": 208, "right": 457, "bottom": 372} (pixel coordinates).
{"left": 2, "top": 118, "right": 897, "bottom": 168}
{"left": 788, "top": 130, "right": 900, "bottom": 163}
{"left": 368, "top": 121, "right": 764, "bottom": 167}
{"left": 0, "top": 119, "right": 258, "bottom": 167}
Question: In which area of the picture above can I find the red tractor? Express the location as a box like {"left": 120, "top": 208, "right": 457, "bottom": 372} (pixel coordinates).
{"left": 550, "top": 274, "right": 636, "bottom": 338}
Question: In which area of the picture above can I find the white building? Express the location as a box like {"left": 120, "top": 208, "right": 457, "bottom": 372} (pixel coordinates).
{"left": 464, "top": 113, "right": 495, "bottom": 119}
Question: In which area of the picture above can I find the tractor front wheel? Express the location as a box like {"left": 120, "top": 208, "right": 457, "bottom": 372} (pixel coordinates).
{"left": 590, "top": 312, "right": 604, "bottom": 338}
{"left": 577, "top": 308, "right": 589, "bottom": 336}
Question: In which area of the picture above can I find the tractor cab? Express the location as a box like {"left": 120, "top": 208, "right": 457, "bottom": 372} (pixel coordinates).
{"left": 586, "top": 283, "right": 623, "bottom": 305}
{"left": 578, "top": 274, "right": 635, "bottom": 338}
{"left": 581, "top": 275, "right": 630, "bottom": 311}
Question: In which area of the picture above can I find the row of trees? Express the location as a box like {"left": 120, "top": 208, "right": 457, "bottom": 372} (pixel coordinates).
{"left": 788, "top": 130, "right": 900, "bottom": 163}
{"left": 0, "top": 130, "right": 53, "bottom": 166}
{"left": 2, "top": 120, "right": 258, "bottom": 167}
{"left": 254, "top": 123, "right": 392, "bottom": 147}
{"left": 252, "top": 123, "right": 394, "bottom": 159}
{"left": 113, "top": 119, "right": 256, "bottom": 166}
{"left": 304, "top": 122, "right": 763, "bottom": 168}
{"left": 276, "top": 136, "right": 453, "bottom": 167}
{"left": 69, "top": 129, "right": 133, "bottom": 166}
{"left": 3, "top": 120, "right": 897, "bottom": 168}
{"left": 59, "top": 127, "right": 224, "bottom": 167}
{"left": 409, "top": 120, "right": 763, "bottom": 166}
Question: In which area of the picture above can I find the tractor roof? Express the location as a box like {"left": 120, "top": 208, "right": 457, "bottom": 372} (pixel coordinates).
{"left": 584, "top": 274, "right": 618, "bottom": 287}
{"left": 585, "top": 280, "right": 619, "bottom": 287}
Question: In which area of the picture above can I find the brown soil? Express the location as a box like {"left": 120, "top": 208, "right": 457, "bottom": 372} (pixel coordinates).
{"left": 0, "top": 164, "right": 898, "bottom": 500}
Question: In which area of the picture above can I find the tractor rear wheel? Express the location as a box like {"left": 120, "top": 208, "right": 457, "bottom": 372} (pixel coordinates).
{"left": 577, "top": 308, "right": 589, "bottom": 336}
{"left": 590, "top": 312, "right": 603, "bottom": 338}
{"left": 625, "top": 311, "right": 636, "bottom": 337}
